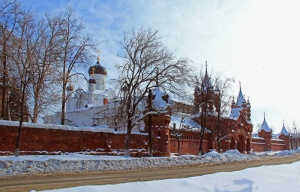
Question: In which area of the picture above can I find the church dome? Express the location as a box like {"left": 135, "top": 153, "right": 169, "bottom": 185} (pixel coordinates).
{"left": 88, "top": 78, "right": 96, "bottom": 84}
{"left": 67, "top": 84, "right": 74, "bottom": 91}
{"left": 88, "top": 59, "right": 107, "bottom": 76}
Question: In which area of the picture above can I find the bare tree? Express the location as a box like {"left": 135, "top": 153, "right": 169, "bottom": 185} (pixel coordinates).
{"left": 192, "top": 65, "right": 215, "bottom": 155}
{"left": 113, "top": 28, "right": 191, "bottom": 157}
{"left": 287, "top": 120, "right": 300, "bottom": 150}
{"left": 171, "top": 115, "right": 186, "bottom": 156}
{"left": 28, "top": 15, "right": 64, "bottom": 123}
{"left": 192, "top": 65, "right": 234, "bottom": 154}
{"left": 4, "top": 7, "right": 39, "bottom": 156}
{"left": 212, "top": 75, "right": 234, "bottom": 152}
{"left": 0, "top": 0, "right": 21, "bottom": 120}
{"left": 53, "top": 8, "right": 96, "bottom": 125}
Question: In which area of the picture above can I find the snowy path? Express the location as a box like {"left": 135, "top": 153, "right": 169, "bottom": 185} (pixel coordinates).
{"left": 0, "top": 151, "right": 299, "bottom": 192}
{"left": 40, "top": 160, "right": 300, "bottom": 192}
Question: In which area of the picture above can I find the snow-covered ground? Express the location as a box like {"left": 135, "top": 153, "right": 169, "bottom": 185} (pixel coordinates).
{"left": 1, "top": 149, "right": 299, "bottom": 192}
{"left": 39, "top": 159, "right": 300, "bottom": 192}
{"left": 0, "top": 150, "right": 259, "bottom": 177}
{"left": 1, "top": 149, "right": 300, "bottom": 178}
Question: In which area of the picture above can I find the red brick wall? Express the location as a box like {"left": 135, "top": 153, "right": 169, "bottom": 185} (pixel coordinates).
{"left": 0, "top": 125, "right": 148, "bottom": 156}
{"left": 251, "top": 138, "right": 267, "bottom": 152}
{"left": 251, "top": 137, "right": 288, "bottom": 152}
{"left": 170, "top": 138, "right": 209, "bottom": 155}
{"left": 0, "top": 123, "right": 290, "bottom": 156}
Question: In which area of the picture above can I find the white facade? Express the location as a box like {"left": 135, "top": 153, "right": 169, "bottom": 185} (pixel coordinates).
{"left": 92, "top": 73, "right": 106, "bottom": 91}
{"left": 66, "top": 58, "right": 113, "bottom": 112}
{"left": 45, "top": 58, "right": 116, "bottom": 126}
{"left": 66, "top": 88, "right": 114, "bottom": 112}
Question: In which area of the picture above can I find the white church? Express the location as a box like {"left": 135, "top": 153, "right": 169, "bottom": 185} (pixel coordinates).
{"left": 44, "top": 56, "right": 117, "bottom": 127}
{"left": 66, "top": 56, "right": 115, "bottom": 111}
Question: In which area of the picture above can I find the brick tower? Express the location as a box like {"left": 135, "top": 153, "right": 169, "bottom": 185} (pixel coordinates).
{"left": 144, "top": 87, "right": 171, "bottom": 157}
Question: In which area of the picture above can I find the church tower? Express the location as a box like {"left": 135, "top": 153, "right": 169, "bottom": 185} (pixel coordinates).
{"left": 88, "top": 52, "right": 107, "bottom": 91}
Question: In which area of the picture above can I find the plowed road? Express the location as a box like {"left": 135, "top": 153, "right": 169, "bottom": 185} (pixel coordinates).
{"left": 1, "top": 154, "right": 300, "bottom": 192}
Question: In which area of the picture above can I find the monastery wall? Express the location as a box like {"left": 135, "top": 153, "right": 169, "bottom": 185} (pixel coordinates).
{"left": 0, "top": 122, "right": 290, "bottom": 156}
{"left": 0, "top": 125, "right": 149, "bottom": 157}
{"left": 170, "top": 138, "right": 209, "bottom": 155}
{"left": 251, "top": 137, "right": 288, "bottom": 152}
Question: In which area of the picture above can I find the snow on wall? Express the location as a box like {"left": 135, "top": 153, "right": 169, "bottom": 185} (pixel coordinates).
{"left": 0, "top": 120, "right": 146, "bottom": 135}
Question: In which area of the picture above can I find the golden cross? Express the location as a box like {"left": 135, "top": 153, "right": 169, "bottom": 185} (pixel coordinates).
{"left": 97, "top": 50, "right": 100, "bottom": 62}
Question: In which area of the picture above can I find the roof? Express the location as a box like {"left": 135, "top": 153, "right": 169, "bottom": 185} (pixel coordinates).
{"left": 258, "top": 117, "right": 272, "bottom": 133}
{"left": 229, "top": 107, "right": 242, "bottom": 120}
{"left": 88, "top": 60, "right": 107, "bottom": 76}
{"left": 279, "top": 123, "right": 289, "bottom": 136}
{"left": 170, "top": 115, "right": 201, "bottom": 129}
{"left": 236, "top": 86, "right": 245, "bottom": 106}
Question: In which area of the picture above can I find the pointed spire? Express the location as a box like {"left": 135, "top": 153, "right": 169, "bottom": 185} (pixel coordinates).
{"left": 97, "top": 50, "right": 100, "bottom": 61}
{"left": 96, "top": 50, "right": 101, "bottom": 65}
{"left": 202, "top": 60, "right": 211, "bottom": 90}
{"left": 236, "top": 81, "right": 244, "bottom": 106}
{"left": 204, "top": 60, "right": 209, "bottom": 80}
{"left": 279, "top": 119, "right": 289, "bottom": 136}
{"left": 259, "top": 112, "right": 272, "bottom": 133}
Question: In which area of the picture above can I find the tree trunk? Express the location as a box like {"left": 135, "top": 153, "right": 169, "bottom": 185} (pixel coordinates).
{"left": 32, "top": 96, "right": 39, "bottom": 123}
{"left": 177, "top": 137, "right": 180, "bottom": 156}
{"left": 61, "top": 82, "right": 66, "bottom": 125}
{"left": 124, "top": 133, "right": 131, "bottom": 158}
{"left": 148, "top": 89, "right": 153, "bottom": 157}
{"left": 148, "top": 115, "right": 153, "bottom": 157}
{"left": 217, "top": 112, "right": 220, "bottom": 153}
{"left": 199, "top": 102, "right": 208, "bottom": 155}
{"left": 124, "top": 118, "right": 132, "bottom": 158}
{"left": 1, "top": 41, "right": 7, "bottom": 120}
{"left": 15, "top": 83, "right": 26, "bottom": 157}
{"left": 199, "top": 130, "right": 204, "bottom": 155}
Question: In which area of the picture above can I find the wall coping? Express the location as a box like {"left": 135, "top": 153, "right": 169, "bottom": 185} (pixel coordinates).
{"left": 0, "top": 120, "right": 147, "bottom": 135}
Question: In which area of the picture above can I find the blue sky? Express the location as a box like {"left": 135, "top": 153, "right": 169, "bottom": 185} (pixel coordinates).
{"left": 22, "top": 0, "right": 300, "bottom": 133}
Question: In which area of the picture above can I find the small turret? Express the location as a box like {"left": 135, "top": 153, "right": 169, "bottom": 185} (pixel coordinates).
{"left": 67, "top": 84, "right": 74, "bottom": 97}
{"left": 278, "top": 120, "right": 290, "bottom": 150}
